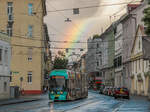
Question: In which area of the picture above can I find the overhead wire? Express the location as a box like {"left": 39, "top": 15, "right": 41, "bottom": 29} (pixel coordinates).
{"left": 46, "top": 1, "right": 86, "bottom": 40}
{"left": 44, "top": 1, "right": 141, "bottom": 13}
{"left": 0, "top": 0, "right": 142, "bottom": 56}
{"left": 111, "top": 0, "right": 140, "bottom": 17}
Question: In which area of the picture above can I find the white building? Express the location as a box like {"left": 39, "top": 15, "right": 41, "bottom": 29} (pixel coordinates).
{"left": 0, "top": 32, "right": 11, "bottom": 100}
{"left": 131, "top": 25, "right": 149, "bottom": 96}
{"left": 85, "top": 36, "right": 103, "bottom": 86}
{"left": 114, "top": 21, "right": 123, "bottom": 87}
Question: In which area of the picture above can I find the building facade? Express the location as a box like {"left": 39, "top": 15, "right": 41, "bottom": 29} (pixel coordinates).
{"left": 100, "top": 25, "right": 115, "bottom": 86}
{"left": 131, "top": 25, "right": 149, "bottom": 96}
{"left": 114, "top": 20, "right": 123, "bottom": 87}
{"left": 86, "top": 37, "right": 103, "bottom": 79}
{"left": 0, "top": 32, "right": 11, "bottom": 100}
{"left": 0, "top": 0, "right": 47, "bottom": 94}
{"left": 85, "top": 36, "right": 103, "bottom": 89}
{"left": 122, "top": 0, "right": 148, "bottom": 90}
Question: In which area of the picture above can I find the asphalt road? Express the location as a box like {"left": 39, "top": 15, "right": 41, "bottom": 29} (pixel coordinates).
{"left": 0, "top": 91, "right": 150, "bottom": 112}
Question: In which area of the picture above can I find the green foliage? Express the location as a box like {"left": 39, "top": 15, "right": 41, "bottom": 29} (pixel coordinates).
{"left": 142, "top": 1, "right": 150, "bottom": 35}
{"left": 93, "top": 34, "right": 100, "bottom": 39}
{"left": 144, "top": 71, "right": 150, "bottom": 77}
{"left": 53, "top": 51, "right": 68, "bottom": 69}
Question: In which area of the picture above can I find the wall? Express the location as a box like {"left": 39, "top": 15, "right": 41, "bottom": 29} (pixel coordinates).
{"left": 0, "top": 0, "right": 46, "bottom": 94}
{"left": 0, "top": 33, "right": 11, "bottom": 100}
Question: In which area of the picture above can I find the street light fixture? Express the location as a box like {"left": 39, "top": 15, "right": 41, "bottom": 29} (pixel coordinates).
{"left": 65, "top": 18, "right": 72, "bottom": 22}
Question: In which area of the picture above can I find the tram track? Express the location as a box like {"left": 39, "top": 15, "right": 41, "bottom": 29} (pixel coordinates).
{"left": 60, "top": 97, "right": 124, "bottom": 112}
{"left": 61, "top": 99, "right": 101, "bottom": 112}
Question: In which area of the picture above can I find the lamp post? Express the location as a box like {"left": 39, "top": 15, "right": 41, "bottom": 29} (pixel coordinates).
{"left": 20, "top": 77, "right": 23, "bottom": 95}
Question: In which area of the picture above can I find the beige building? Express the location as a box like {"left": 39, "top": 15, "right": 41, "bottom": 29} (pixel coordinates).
{"left": 131, "top": 25, "right": 149, "bottom": 96}
{"left": 0, "top": 0, "right": 47, "bottom": 94}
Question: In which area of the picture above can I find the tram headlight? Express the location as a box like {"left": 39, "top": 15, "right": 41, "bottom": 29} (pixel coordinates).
{"left": 51, "top": 91, "right": 54, "bottom": 94}
{"left": 60, "top": 91, "right": 63, "bottom": 94}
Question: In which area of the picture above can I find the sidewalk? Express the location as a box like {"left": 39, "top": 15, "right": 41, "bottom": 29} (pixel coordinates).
{"left": 0, "top": 93, "right": 48, "bottom": 106}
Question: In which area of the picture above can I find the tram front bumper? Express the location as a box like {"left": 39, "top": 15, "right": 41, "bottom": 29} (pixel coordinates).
{"left": 49, "top": 93, "right": 67, "bottom": 101}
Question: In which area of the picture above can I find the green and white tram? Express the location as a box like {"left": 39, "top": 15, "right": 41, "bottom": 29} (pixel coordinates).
{"left": 48, "top": 69, "right": 88, "bottom": 101}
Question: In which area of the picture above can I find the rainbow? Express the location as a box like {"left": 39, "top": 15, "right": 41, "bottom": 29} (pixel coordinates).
{"left": 64, "top": 19, "right": 93, "bottom": 57}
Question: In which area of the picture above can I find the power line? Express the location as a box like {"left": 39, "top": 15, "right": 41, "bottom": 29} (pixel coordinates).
{"left": 45, "top": 1, "right": 141, "bottom": 13}
{"left": 5, "top": 32, "right": 144, "bottom": 44}
{"left": 111, "top": 0, "right": 139, "bottom": 16}
{"left": 47, "top": 1, "right": 85, "bottom": 35}
{"left": 0, "top": 28, "right": 139, "bottom": 43}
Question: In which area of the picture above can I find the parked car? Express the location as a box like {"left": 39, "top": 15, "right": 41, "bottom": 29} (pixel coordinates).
{"left": 114, "top": 87, "right": 130, "bottom": 99}
{"left": 107, "top": 87, "right": 114, "bottom": 96}
{"left": 103, "top": 87, "right": 109, "bottom": 95}
{"left": 99, "top": 86, "right": 105, "bottom": 94}
{"left": 112, "top": 87, "right": 116, "bottom": 96}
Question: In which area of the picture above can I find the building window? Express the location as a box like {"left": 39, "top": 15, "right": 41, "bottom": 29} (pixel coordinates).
{"left": 139, "top": 40, "right": 141, "bottom": 50}
{"left": 100, "top": 57, "right": 102, "bottom": 65}
{"left": 4, "top": 49, "right": 8, "bottom": 65}
{"left": 97, "top": 61, "right": 99, "bottom": 66}
{"left": 28, "top": 25, "right": 33, "bottom": 37}
{"left": 0, "top": 48, "right": 2, "bottom": 64}
{"left": 97, "top": 43, "right": 99, "bottom": 48}
{"left": 114, "top": 56, "right": 122, "bottom": 68}
{"left": 27, "top": 71, "right": 32, "bottom": 83}
{"left": 28, "top": 3, "right": 33, "bottom": 15}
{"left": 142, "top": 60, "right": 144, "bottom": 72}
{"left": 4, "top": 82, "right": 7, "bottom": 92}
{"left": 7, "top": 2, "right": 13, "bottom": 15}
{"left": 28, "top": 48, "right": 32, "bottom": 61}
{"left": 132, "top": 62, "right": 134, "bottom": 73}
{"left": 136, "top": 60, "right": 137, "bottom": 73}
{"left": 73, "top": 8, "right": 79, "bottom": 14}
{"left": 146, "top": 61, "right": 149, "bottom": 68}
{"left": 139, "top": 59, "right": 141, "bottom": 70}
{"left": 10, "top": 76, "right": 12, "bottom": 82}
{"left": 8, "top": 14, "right": 13, "bottom": 21}
{"left": 7, "top": 24, "right": 13, "bottom": 37}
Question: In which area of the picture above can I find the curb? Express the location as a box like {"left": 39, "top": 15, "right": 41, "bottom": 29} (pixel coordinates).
{"left": 0, "top": 98, "right": 40, "bottom": 106}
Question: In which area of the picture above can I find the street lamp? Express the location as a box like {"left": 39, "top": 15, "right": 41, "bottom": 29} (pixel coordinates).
{"left": 20, "top": 77, "right": 23, "bottom": 95}
{"left": 65, "top": 18, "right": 72, "bottom": 22}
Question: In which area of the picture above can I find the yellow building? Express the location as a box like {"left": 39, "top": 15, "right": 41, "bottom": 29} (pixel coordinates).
{"left": 0, "top": 0, "right": 47, "bottom": 94}
{"left": 131, "top": 25, "right": 149, "bottom": 96}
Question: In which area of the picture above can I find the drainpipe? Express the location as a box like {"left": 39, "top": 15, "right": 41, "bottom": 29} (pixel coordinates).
{"left": 148, "top": 59, "right": 150, "bottom": 99}
{"left": 130, "top": 14, "right": 137, "bottom": 35}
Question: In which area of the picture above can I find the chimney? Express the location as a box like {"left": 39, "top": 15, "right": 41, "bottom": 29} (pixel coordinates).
{"left": 127, "top": 4, "right": 141, "bottom": 13}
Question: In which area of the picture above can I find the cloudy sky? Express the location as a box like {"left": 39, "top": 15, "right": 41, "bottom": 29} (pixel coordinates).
{"left": 44, "top": 0, "right": 139, "bottom": 59}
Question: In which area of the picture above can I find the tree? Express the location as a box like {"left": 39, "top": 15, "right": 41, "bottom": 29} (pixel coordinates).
{"left": 142, "top": 0, "right": 150, "bottom": 35}
{"left": 93, "top": 34, "right": 100, "bottom": 39}
{"left": 53, "top": 51, "right": 68, "bottom": 69}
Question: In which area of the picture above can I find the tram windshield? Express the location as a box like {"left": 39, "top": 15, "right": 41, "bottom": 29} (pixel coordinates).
{"left": 49, "top": 76, "right": 66, "bottom": 91}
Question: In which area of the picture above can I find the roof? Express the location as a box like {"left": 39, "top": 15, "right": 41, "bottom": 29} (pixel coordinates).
{"left": 127, "top": 4, "right": 141, "bottom": 13}
{"left": 131, "top": 24, "right": 145, "bottom": 53}
{"left": 42, "top": 0, "right": 47, "bottom": 16}
{"left": 131, "top": 24, "right": 150, "bottom": 60}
